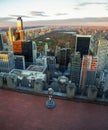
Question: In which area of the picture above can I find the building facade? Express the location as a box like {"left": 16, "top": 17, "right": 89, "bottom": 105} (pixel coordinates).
{"left": 17, "top": 17, "right": 23, "bottom": 31}
{"left": 75, "top": 35, "right": 91, "bottom": 58}
{"left": 57, "top": 48, "right": 71, "bottom": 66}
{"left": 70, "top": 52, "right": 81, "bottom": 87}
{"left": 97, "top": 39, "right": 108, "bottom": 72}
{"left": 79, "top": 55, "right": 97, "bottom": 88}
{"left": 0, "top": 51, "right": 15, "bottom": 72}
{"left": 0, "top": 34, "right": 3, "bottom": 51}
{"left": 14, "top": 55, "right": 25, "bottom": 70}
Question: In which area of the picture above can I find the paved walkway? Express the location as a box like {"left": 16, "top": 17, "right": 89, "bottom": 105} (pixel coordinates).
{"left": 0, "top": 89, "right": 108, "bottom": 130}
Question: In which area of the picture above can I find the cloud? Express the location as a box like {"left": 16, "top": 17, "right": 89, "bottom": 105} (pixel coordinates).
{"left": 10, "top": 15, "right": 30, "bottom": 18}
{"left": 55, "top": 13, "right": 68, "bottom": 16}
{"left": 74, "top": 7, "right": 80, "bottom": 10}
{"left": 23, "top": 17, "right": 108, "bottom": 27}
{"left": 104, "top": 4, "right": 108, "bottom": 10}
{"left": 26, "top": 17, "right": 108, "bottom": 23}
{"left": 1, "top": 17, "right": 108, "bottom": 27}
{"left": 30, "top": 11, "right": 49, "bottom": 17}
{"left": 0, "top": 17, "right": 15, "bottom": 21}
{"left": 74, "top": 2, "right": 108, "bottom": 11}
{"left": 78, "top": 2, "right": 107, "bottom": 6}
{"left": 67, "top": 17, "right": 108, "bottom": 22}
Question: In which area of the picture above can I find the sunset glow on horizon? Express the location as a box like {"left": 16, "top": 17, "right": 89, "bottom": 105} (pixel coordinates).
{"left": 0, "top": 0, "right": 108, "bottom": 26}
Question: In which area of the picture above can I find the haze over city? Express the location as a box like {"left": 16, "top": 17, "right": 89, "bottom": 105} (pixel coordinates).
{"left": 1, "top": 0, "right": 108, "bottom": 27}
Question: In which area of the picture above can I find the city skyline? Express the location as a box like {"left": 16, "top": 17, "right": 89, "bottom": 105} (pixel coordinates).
{"left": 1, "top": 0, "right": 108, "bottom": 27}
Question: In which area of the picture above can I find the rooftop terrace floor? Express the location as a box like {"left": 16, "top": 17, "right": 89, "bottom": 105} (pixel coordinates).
{"left": 0, "top": 89, "right": 108, "bottom": 130}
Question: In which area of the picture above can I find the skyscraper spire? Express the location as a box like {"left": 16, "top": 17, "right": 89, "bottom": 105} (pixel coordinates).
{"left": 17, "top": 17, "right": 23, "bottom": 31}
{"left": 16, "top": 17, "right": 25, "bottom": 41}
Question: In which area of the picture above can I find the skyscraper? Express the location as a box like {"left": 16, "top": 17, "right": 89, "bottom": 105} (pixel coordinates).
{"left": 32, "top": 41, "right": 37, "bottom": 64}
{"left": 70, "top": 52, "right": 81, "bottom": 87}
{"left": 80, "top": 55, "right": 97, "bottom": 88}
{"left": 8, "top": 27, "right": 13, "bottom": 44}
{"left": 13, "top": 17, "right": 26, "bottom": 54}
{"left": 13, "top": 40, "right": 33, "bottom": 66}
{"left": 21, "top": 41, "right": 33, "bottom": 63}
{"left": 17, "top": 17, "right": 23, "bottom": 31}
{"left": 56, "top": 48, "right": 71, "bottom": 72}
{"left": 57, "top": 48, "right": 71, "bottom": 66}
{"left": 96, "top": 39, "right": 108, "bottom": 71}
{"left": 11, "top": 17, "right": 39, "bottom": 69}
{"left": 14, "top": 55, "right": 25, "bottom": 69}
{"left": 47, "top": 56, "right": 56, "bottom": 73}
{"left": 45, "top": 43, "right": 48, "bottom": 56}
{"left": 13, "top": 40, "right": 22, "bottom": 54}
{"left": 19, "top": 30, "right": 25, "bottom": 41}
{"left": 0, "top": 34, "right": 3, "bottom": 51}
{"left": 0, "top": 51, "right": 15, "bottom": 72}
{"left": 75, "top": 35, "right": 91, "bottom": 58}
{"left": 16, "top": 17, "right": 25, "bottom": 41}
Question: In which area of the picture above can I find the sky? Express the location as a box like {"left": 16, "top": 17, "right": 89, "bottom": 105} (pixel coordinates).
{"left": 0, "top": 0, "right": 108, "bottom": 26}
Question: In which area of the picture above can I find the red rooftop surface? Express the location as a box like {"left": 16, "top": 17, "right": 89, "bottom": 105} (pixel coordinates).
{"left": 0, "top": 89, "right": 108, "bottom": 130}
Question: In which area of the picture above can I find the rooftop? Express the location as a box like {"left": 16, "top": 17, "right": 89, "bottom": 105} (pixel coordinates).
{"left": 10, "top": 69, "right": 46, "bottom": 81}
{"left": 0, "top": 89, "right": 108, "bottom": 130}
{"left": 27, "top": 65, "right": 46, "bottom": 73}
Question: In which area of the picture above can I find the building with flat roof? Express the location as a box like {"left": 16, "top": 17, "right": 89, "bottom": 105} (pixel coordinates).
{"left": 75, "top": 35, "right": 91, "bottom": 58}
{"left": 13, "top": 40, "right": 34, "bottom": 64}
{"left": 70, "top": 52, "right": 81, "bottom": 87}
{"left": 47, "top": 56, "right": 56, "bottom": 72}
{"left": 0, "top": 34, "right": 3, "bottom": 51}
{"left": 10, "top": 69, "right": 46, "bottom": 88}
{"left": 56, "top": 48, "right": 71, "bottom": 72}
{"left": 0, "top": 51, "right": 15, "bottom": 72}
{"left": 27, "top": 65, "right": 46, "bottom": 73}
{"left": 10, "top": 69, "right": 46, "bottom": 82}
{"left": 14, "top": 55, "right": 25, "bottom": 70}
{"left": 80, "top": 55, "right": 97, "bottom": 88}
{"left": 96, "top": 39, "right": 108, "bottom": 71}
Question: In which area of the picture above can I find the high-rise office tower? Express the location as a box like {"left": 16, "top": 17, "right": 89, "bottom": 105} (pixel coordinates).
{"left": 103, "top": 74, "right": 108, "bottom": 92}
{"left": 56, "top": 48, "right": 71, "bottom": 72}
{"left": 96, "top": 39, "right": 108, "bottom": 71}
{"left": 13, "top": 40, "right": 33, "bottom": 63}
{"left": 0, "top": 51, "right": 15, "bottom": 72}
{"left": 12, "top": 17, "right": 34, "bottom": 68}
{"left": 0, "top": 34, "right": 3, "bottom": 51}
{"left": 16, "top": 17, "right": 25, "bottom": 41}
{"left": 80, "top": 55, "right": 97, "bottom": 88}
{"left": 13, "top": 17, "right": 26, "bottom": 53}
{"left": 19, "top": 30, "right": 25, "bottom": 41}
{"left": 22, "top": 41, "right": 33, "bottom": 63}
{"left": 57, "top": 48, "right": 71, "bottom": 66}
{"left": 17, "top": 17, "right": 23, "bottom": 31}
{"left": 7, "top": 27, "right": 15, "bottom": 51}
{"left": 14, "top": 31, "right": 20, "bottom": 41}
{"left": 32, "top": 41, "right": 37, "bottom": 64}
{"left": 47, "top": 56, "right": 56, "bottom": 72}
{"left": 8, "top": 27, "right": 13, "bottom": 44}
{"left": 13, "top": 40, "right": 22, "bottom": 54}
{"left": 75, "top": 35, "right": 91, "bottom": 58}
{"left": 14, "top": 55, "right": 25, "bottom": 69}
{"left": 70, "top": 52, "right": 81, "bottom": 87}
{"left": 45, "top": 43, "right": 48, "bottom": 56}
